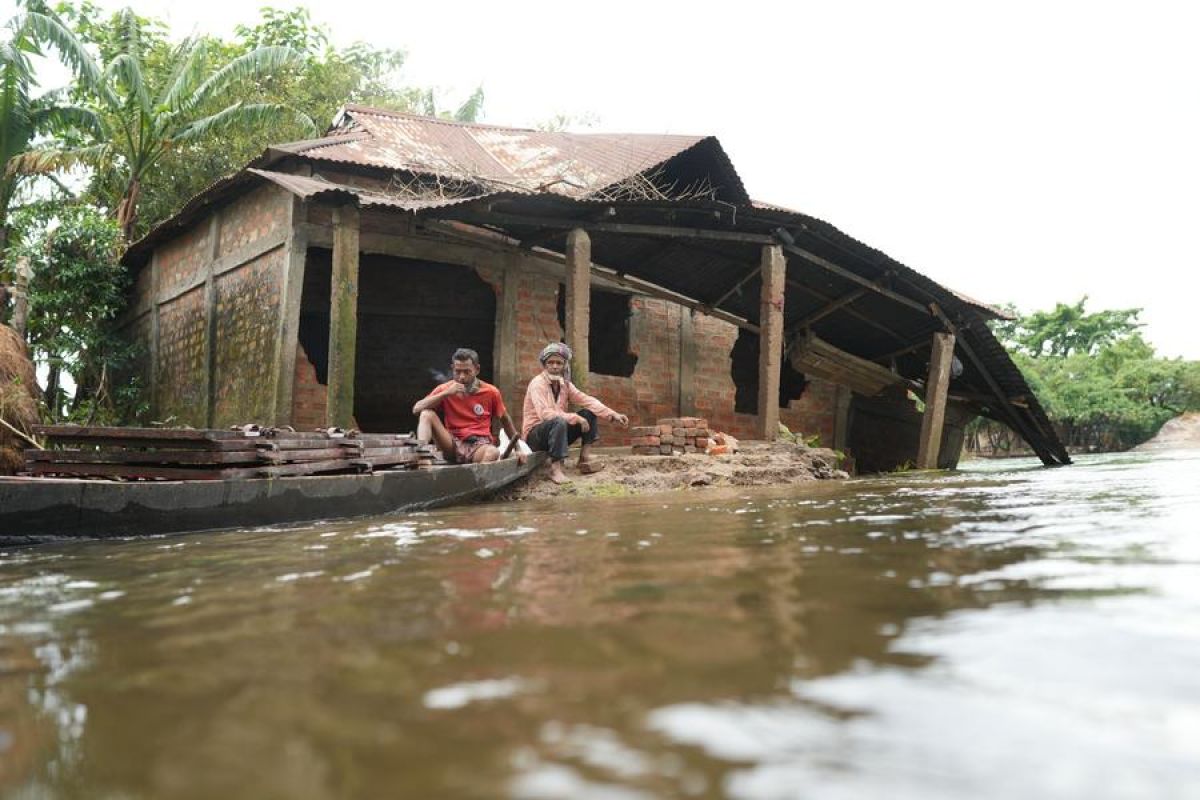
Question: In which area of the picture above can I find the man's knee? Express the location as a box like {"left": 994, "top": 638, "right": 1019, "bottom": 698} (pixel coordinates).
{"left": 474, "top": 445, "right": 500, "bottom": 463}
{"left": 419, "top": 409, "right": 440, "bottom": 425}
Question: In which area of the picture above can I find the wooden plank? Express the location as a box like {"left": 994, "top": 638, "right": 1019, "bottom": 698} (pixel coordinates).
{"left": 25, "top": 449, "right": 263, "bottom": 466}
{"left": 25, "top": 462, "right": 235, "bottom": 480}
{"left": 916, "top": 331, "right": 955, "bottom": 469}
{"left": 255, "top": 459, "right": 360, "bottom": 478}
{"left": 327, "top": 203, "right": 360, "bottom": 428}
{"left": 757, "top": 244, "right": 786, "bottom": 440}
{"left": 34, "top": 425, "right": 246, "bottom": 442}
{"left": 565, "top": 228, "right": 591, "bottom": 390}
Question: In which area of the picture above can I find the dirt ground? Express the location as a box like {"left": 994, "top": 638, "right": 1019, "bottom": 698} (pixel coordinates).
{"left": 498, "top": 441, "right": 850, "bottom": 501}
{"left": 1135, "top": 412, "right": 1200, "bottom": 451}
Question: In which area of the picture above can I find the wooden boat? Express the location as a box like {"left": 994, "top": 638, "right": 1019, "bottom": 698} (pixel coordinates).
{"left": 0, "top": 425, "right": 543, "bottom": 542}
{"left": 0, "top": 454, "right": 543, "bottom": 543}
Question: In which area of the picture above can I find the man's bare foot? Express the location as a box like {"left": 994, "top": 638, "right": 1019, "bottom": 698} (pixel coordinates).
{"left": 548, "top": 462, "right": 572, "bottom": 484}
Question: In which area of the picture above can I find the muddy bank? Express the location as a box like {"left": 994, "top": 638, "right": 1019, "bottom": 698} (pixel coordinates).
{"left": 1135, "top": 412, "right": 1200, "bottom": 451}
{"left": 499, "top": 441, "right": 849, "bottom": 501}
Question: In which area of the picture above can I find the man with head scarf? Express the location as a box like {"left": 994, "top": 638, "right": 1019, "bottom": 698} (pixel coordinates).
{"left": 522, "top": 342, "right": 629, "bottom": 484}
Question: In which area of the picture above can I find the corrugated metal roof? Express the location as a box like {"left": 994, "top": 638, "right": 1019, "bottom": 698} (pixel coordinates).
{"left": 268, "top": 105, "right": 748, "bottom": 201}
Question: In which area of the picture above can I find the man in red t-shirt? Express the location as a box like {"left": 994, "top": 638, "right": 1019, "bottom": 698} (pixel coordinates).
{"left": 412, "top": 348, "right": 524, "bottom": 464}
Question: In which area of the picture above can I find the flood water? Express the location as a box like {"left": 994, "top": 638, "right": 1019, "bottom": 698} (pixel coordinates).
{"left": 1, "top": 449, "right": 1198, "bottom": 799}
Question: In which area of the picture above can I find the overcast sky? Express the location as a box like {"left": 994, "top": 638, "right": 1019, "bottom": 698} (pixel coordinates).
{"left": 12, "top": 0, "right": 1199, "bottom": 357}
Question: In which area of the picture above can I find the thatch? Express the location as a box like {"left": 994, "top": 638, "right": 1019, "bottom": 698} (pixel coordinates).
{"left": 0, "top": 324, "right": 41, "bottom": 475}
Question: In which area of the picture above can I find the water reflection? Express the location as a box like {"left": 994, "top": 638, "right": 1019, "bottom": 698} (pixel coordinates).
{"left": 0, "top": 450, "right": 1197, "bottom": 798}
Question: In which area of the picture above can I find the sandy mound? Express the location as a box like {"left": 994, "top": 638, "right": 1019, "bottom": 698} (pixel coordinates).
{"left": 500, "top": 441, "right": 849, "bottom": 501}
{"left": 1135, "top": 412, "right": 1200, "bottom": 451}
{"left": 0, "top": 324, "right": 41, "bottom": 474}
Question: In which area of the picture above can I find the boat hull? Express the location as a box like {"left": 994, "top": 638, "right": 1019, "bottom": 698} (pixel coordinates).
{"left": 0, "top": 455, "right": 543, "bottom": 543}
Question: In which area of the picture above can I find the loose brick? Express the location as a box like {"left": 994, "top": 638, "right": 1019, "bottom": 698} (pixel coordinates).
{"left": 659, "top": 418, "right": 685, "bottom": 428}
{"left": 695, "top": 437, "right": 709, "bottom": 449}
{"left": 659, "top": 445, "right": 673, "bottom": 455}
{"left": 631, "top": 435, "right": 660, "bottom": 447}
{"left": 658, "top": 424, "right": 673, "bottom": 435}
{"left": 659, "top": 435, "right": 674, "bottom": 445}
{"left": 632, "top": 445, "right": 660, "bottom": 455}
{"left": 631, "top": 426, "right": 658, "bottom": 437}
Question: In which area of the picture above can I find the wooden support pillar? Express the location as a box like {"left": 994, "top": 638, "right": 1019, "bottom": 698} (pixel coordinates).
{"left": 326, "top": 204, "right": 360, "bottom": 428}
{"left": 564, "top": 228, "right": 590, "bottom": 390}
{"left": 757, "top": 244, "right": 786, "bottom": 440}
{"left": 916, "top": 331, "right": 956, "bottom": 469}
{"left": 149, "top": 250, "right": 160, "bottom": 416}
{"left": 273, "top": 197, "right": 308, "bottom": 425}
{"left": 678, "top": 309, "right": 697, "bottom": 416}
{"left": 833, "top": 384, "right": 852, "bottom": 452}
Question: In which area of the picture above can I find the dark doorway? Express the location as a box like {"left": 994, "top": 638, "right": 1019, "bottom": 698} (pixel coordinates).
{"left": 731, "top": 328, "right": 808, "bottom": 414}
{"left": 556, "top": 285, "right": 639, "bottom": 377}
{"left": 297, "top": 250, "right": 496, "bottom": 433}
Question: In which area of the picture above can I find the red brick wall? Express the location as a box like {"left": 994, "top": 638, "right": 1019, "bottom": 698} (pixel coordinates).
{"left": 291, "top": 343, "right": 326, "bottom": 430}
{"left": 501, "top": 270, "right": 840, "bottom": 446}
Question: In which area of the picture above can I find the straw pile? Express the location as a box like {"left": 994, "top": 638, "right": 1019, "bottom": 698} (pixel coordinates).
{"left": 0, "top": 324, "right": 41, "bottom": 475}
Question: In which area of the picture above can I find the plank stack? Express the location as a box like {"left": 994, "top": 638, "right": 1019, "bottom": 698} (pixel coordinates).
{"left": 629, "top": 417, "right": 710, "bottom": 456}
{"left": 24, "top": 425, "right": 438, "bottom": 481}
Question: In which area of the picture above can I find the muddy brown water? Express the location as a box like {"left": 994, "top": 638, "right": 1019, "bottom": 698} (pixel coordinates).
{"left": 1, "top": 449, "right": 1198, "bottom": 799}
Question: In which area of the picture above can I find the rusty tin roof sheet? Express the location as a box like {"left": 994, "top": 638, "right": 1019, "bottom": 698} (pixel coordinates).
{"left": 269, "top": 105, "right": 742, "bottom": 199}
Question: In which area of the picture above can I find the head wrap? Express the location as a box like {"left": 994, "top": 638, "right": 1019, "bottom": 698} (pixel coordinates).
{"left": 538, "top": 342, "right": 573, "bottom": 365}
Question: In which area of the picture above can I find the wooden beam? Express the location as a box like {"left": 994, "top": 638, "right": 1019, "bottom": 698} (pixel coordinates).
{"left": 306, "top": 219, "right": 761, "bottom": 334}
{"left": 493, "top": 253, "right": 521, "bottom": 402}
{"left": 787, "top": 287, "right": 868, "bottom": 334}
{"left": 565, "top": 228, "right": 591, "bottom": 390}
{"left": 327, "top": 205, "right": 360, "bottom": 428}
{"left": 786, "top": 278, "right": 903, "bottom": 340}
{"left": 273, "top": 196, "right": 309, "bottom": 425}
{"left": 450, "top": 212, "right": 776, "bottom": 244}
{"left": 916, "top": 331, "right": 955, "bottom": 469}
{"left": 710, "top": 262, "right": 762, "bottom": 309}
{"left": 779, "top": 240, "right": 931, "bottom": 317}
{"left": 757, "top": 244, "right": 786, "bottom": 440}
{"left": 149, "top": 250, "right": 160, "bottom": 416}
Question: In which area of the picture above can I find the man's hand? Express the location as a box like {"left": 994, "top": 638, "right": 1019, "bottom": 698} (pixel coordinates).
{"left": 570, "top": 413, "right": 591, "bottom": 433}
{"left": 610, "top": 412, "right": 629, "bottom": 427}
{"left": 516, "top": 450, "right": 528, "bottom": 466}
{"left": 444, "top": 382, "right": 468, "bottom": 397}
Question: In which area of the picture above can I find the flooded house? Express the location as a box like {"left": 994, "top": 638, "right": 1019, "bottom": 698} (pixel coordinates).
{"left": 118, "top": 106, "right": 1069, "bottom": 471}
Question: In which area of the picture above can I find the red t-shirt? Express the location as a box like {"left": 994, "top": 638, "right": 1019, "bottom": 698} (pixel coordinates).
{"left": 424, "top": 380, "right": 506, "bottom": 441}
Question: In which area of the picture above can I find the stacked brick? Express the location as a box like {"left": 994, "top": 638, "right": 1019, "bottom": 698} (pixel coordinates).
{"left": 630, "top": 417, "right": 711, "bottom": 456}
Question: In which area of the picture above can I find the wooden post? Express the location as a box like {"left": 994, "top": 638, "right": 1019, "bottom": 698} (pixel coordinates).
{"left": 273, "top": 197, "right": 309, "bottom": 426}
{"left": 565, "top": 228, "right": 590, "bottom": 390}
{"left": 678, "top": 309, "right": 697, "bottom": 416}
{"left": 916, "top": 331, "right": 956, "bottom": 469}
{"left": 326, "top": 204, "right": 360, "bottom": 428}
{"left": 149, "top": 250, "right": 160, "bottom": 416}
{"left": 757, "top": 244, "right": 785, "bottom": 440}
{"left": 833, "top": 384, "right": 852, "bottom": 452}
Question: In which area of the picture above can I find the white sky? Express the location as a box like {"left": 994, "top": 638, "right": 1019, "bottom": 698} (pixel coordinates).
{"left": 12, "top": 0, "right": 1200, "bottom": 357}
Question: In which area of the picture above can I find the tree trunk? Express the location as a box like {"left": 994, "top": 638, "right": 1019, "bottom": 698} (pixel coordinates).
{"left": 45, "top": 363, "right": 61, "bottom": 420}
{"left": 117, "top": 179, "right": 142, "bottom": 242}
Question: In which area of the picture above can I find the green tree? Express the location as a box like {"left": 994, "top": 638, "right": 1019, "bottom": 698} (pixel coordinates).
{"left": 0, "top": 0, "right": 101, "bottom": 255}
{"left": 4, "top": 201, "right": 136, "bottom": 420}
{"left": 47, "top": 6, "right": 313, "bottom": 241}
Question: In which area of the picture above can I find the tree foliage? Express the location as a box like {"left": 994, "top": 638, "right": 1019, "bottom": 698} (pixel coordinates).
{"left": 4, "top": 202, "right": 140, "bottom": 421}
{"left": 978, "top": 297, "right": 1200, "bottom": 452}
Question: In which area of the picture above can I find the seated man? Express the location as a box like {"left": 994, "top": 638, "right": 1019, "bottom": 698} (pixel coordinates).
{"left": 413, "top": 348, "right": 522, "bottom": 464}
{"left": 523, "top": 342, "right": 629, "bottom": 484}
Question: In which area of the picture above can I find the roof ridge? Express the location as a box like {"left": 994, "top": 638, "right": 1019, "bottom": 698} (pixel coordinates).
{"left": 342, "top": 104, "right": 539, "bottom": 134}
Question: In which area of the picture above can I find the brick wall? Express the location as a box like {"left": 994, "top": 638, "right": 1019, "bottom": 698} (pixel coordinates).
{"left": 212, "top": 248, "right": 284, "bottom": 425}
{"left": 155, "top": 286, "right": 207, "bottom": 425}
{"left": 292, "top": 342, "right": 327, "bottom": 430}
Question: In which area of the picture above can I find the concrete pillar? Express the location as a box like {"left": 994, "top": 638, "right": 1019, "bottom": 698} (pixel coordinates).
{"left": 327, "top": 204, "right": 360, "bottom": 428}
{"left": 493, "top": 255, "right": 521, "bottom": 403}
{"left": 916, "top": 331, "right": 956, "bottom": 469}
{"left": 203, "top": 212, "right": 221, "bottom": 427}
{"left": 678, "top": 309, "right": 697, "bottom": 416}
{"left": 757, "top": 244, "right": 786, "bottom": 440}
{"left": 273, "top": 197, "right": 309, "bottom": 426}
{"left": 565, "top": 228, "right": 590, "bottom": 390}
